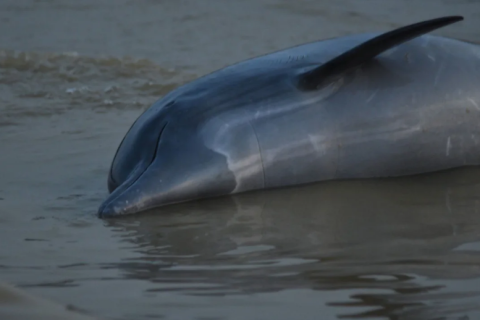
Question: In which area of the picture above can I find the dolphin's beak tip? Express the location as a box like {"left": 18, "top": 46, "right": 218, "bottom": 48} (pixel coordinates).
{"left": 97, "top": 187, "right": 147, "bottom": 218}
{"left": 97, "top": 201, "right": 118, "bottom": 219}
{"left": 97, "top": 206, "right": 109, "bottom": 219}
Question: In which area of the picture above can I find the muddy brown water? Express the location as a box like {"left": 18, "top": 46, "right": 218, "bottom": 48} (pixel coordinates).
{"left": 1, "top": 1, "right": 480, "bottom": 319}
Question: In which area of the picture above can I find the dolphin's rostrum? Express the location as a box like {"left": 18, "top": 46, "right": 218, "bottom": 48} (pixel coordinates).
{"left": 99, "top": 16, "right": 480, "bottom": 217}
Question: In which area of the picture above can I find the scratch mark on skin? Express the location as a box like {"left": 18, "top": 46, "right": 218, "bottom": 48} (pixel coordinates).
{"left": 248, "top": 119, "right": 265, "bottom": 190}
{"left": 308, "top": 134, "right": 322, "bottom": 153}
{"left": 434, "top": 61, "right": 445, "bottom": 86}
{"left": 366, "top": 89, "right": 378, "bottom": 103}
{"left": 446, "top": 136, "right": 451, "bottom": 156}
{"left": 468, "top": 98, "right": 480, "bottom": 111}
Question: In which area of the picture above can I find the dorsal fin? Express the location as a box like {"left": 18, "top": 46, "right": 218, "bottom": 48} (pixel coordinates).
{"left": 297, "top": 16, "right": 464, "bottom": 91}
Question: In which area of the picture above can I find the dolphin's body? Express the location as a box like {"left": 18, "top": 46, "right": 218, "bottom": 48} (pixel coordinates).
{"left": 99, "top": 16, "right": 480, "bottom": 217}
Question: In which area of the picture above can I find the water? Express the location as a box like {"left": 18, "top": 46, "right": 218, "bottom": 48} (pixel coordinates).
{"left": 1, "top": 1, "right": 480, "bottom": 319}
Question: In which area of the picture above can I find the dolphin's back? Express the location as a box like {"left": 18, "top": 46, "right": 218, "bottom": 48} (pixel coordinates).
{"left": 249, "top": 36, "right": 480, "bottom": 186}
{"left": 195, "top": 34, "right": 480, "bottom": 189}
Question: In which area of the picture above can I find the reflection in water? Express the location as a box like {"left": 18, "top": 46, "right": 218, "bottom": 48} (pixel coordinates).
{"left": 107, "top": 168, "right": 480, "bottom": 319}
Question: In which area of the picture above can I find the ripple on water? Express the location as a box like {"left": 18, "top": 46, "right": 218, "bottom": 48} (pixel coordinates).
{"left": 0, "top": 49, "right": 196, "bottom": 121}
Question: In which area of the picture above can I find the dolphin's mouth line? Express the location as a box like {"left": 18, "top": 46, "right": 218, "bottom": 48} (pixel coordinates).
{"left": 127, "top": 120, "right": 170, "bottom": 192}
{"left": 99, "top": 121, "right": 169, "bottom": 216}
{"left": 108, "top": 114, "right": 146, "bottom": 192}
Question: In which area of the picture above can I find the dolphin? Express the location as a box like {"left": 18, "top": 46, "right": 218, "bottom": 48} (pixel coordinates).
{"left": 98, "top": 16, "right": 480, "bottom": 217}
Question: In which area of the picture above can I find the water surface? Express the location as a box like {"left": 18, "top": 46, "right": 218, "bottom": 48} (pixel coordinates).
{"left": 1, "top": 1, "right": 480, "bottom": 319}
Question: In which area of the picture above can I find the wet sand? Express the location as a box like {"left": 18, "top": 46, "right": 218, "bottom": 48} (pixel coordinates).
{"left": 0, "top": 282, "right": 98, "bottom": 320}
{"left": 1, "top": 1, "right": 480, "bottom": 319}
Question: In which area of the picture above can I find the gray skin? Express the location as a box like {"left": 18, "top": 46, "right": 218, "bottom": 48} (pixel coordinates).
{"left": 98, "top": 32, "right": 480, "bottom": 217}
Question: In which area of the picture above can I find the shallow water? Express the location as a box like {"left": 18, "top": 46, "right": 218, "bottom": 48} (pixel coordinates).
{"left": 1, "top": 1, "right": 480, "bottom": 319}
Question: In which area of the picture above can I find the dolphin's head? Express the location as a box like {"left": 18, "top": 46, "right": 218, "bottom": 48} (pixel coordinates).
{"left": 98, "top": 67, "right": 289, "bottom": 218}
{"left": 97, "top": 96, "right": 264, "bottom": 218}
